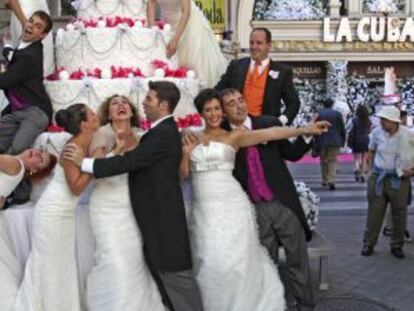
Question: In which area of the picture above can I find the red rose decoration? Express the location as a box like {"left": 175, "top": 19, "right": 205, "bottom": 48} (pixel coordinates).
{"left": 47, "top": 124, "right": 65, "bottom": 132}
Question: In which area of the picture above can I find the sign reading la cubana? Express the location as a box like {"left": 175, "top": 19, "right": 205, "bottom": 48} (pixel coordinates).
{"left": 324, "top": 17, "right": 414, "bottom": 42}
{"left": 194, "top": 0, "right": 226, "bottom": 32}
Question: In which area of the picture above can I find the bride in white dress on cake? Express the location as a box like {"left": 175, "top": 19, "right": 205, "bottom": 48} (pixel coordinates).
{"left": 180, "top": 89, "right": 329, "bottom": 311}
{"left": 86, "top": 95, "right": 165, "bottom": 311}
{"left": 14, "top": 104, "right": 99, "bottom": 311}
{"left": 7, "top": 0, "right": 55, "bottom": 76}
{"left": 147, "top": 0, "right": 227, "bottom": 87}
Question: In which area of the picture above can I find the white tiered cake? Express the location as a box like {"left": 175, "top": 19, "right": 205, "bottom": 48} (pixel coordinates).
{"left": 55, "top": 21, "right": 177, "bottom": 75}
{"left": 45, "top": 0, "right": 200, "bottom": 119}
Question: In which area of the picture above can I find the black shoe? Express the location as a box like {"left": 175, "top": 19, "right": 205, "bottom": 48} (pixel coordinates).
{"left": 383, "top": 227, "right": 393, "bottom": 237}
{"left": 354, "top": 170, "right": 360, "bottom": 181}
{"left": 361, "top": 245, "right": 374, "bottom": 256}
{"left": 321, "top": 182, "right": 327, "bottom": 186}
{"left": 360, "top": 176, "right": 365, "bottom": 183}
{"left": 391, "top": 247, "right": 405, "bottom": 259}
{"left": 405, "top": 231, "right": 412, "bottom": 243}
{"left": 328, "top": 183, "right": 335, "bottom": 190}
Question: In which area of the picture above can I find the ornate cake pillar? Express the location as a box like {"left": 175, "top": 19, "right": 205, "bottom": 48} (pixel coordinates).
{"left": 328, "top": 0, "right": 342, "bottom": 17}
{"left": 347, "top": 0, "right": 361, "bottom": 18}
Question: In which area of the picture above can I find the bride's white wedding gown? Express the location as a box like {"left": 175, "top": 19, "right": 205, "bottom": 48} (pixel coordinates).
{"left": 0, "top": 213, "right": 22, "bottom": 311}
{"left": 14, "top": 165, "right": 81, "bottom": 311}
{"left": 190, "top": 141, "right": 285, "bottom": 311}
{"left": 10, "top": 0, "right": 55, "bottom": 76}
{"left": 86, "top": 165, "right": 166, "bottom": 311}
{"left": 158, "top": 0, "right": 227, "bottom": 87}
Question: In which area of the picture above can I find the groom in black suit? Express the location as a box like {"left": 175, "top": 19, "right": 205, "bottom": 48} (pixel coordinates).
{"left": 0, "top": 11, "right": 53, "bottom": 154}
{"left": 64, "top": 81, "right": 203, "bottom": 311}
{"left": 215, "top": 27, "right": 300, "bottom": 126}
{"left": 221, "top": 89, "right": 315, "bottom": 311}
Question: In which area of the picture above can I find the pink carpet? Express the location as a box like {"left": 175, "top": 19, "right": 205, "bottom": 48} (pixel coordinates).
{"left": 293, "top": 153, "right": 354, "bottom": 164}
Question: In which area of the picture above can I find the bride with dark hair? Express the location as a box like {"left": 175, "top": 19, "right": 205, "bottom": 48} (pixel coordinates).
{"left": 14, "top": 104, "right": 99, "bottom": 311}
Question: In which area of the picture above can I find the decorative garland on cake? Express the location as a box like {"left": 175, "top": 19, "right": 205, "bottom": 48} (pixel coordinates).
{"left": 57, "top": 22, "right": 167, "bottom": 54}
{"left": 56, "top": 23, "right": 169, "bottom": 66}
{"left": 71, "top": 0, "right": 146, "bottom": 17}
{"left": 254, "top": 0, "right": 326, "bottom": 21}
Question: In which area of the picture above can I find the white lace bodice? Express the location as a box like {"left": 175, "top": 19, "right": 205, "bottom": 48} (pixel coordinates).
{"left": 158, "top": 0, "right": 184, "bottom": 28}
{"left": 158, "top": 0, "right": 209, "bottom": 30}
{"left": 190, "top": 141, "right": 235, "bottom": 173}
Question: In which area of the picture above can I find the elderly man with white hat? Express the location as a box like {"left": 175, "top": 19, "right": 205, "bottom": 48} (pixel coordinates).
{"left": 362, "top": 105, "right": 413, "bottom": 259}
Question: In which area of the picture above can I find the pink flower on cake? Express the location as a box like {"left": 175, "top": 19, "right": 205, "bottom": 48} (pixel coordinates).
{"left": 47, "top": 124, "right": 64, "bottom": 132}
{"left": 45, "top": 67, "right": 65, "bottom": 81}
{"left": 139, "top": 119, "right": 152, "bottom": 131}
{"left": 110, "top": 66, "right": 144, "bottom": 78}
{"left": 151, "top": 60, "right": 189, "bottom": 78}
{"left": 156, "top": 21, "right": 165, "bottom": 30}
{"left": 69, "top": 69, "right": 85, "bottom": 80}
{"left": 176, "top": 114, "right": 203, "bottom": 129}
{"left": 165, "top": 67, "right": 188, "bottom": 78}
{"left": 151, "top": 60, "right": 169, "bottom": 70}
{"left": 87, "top": 68, "right": 102, "bottom": 79}
{"left": 140, "top": 114, "right": 202, "bottom": 131}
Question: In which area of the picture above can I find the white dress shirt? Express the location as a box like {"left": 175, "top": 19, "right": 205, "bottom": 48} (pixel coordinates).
{"left": 249, "top": 58, "right": 270, "bottom": 75}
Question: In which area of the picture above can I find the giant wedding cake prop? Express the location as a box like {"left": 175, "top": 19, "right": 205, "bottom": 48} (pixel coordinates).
{"left": 45, "top": 0, "right": 200, "bottom": 121}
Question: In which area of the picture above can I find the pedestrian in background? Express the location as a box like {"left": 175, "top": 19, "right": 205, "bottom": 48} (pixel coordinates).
{"left": 347, "top": 105, "right": 372, "bottom": 183}
{"left": 314, "top": 98, "right": 346, "bottom": 190}
{"left": 362, "top": 106, "right": 413, "bottom": 259}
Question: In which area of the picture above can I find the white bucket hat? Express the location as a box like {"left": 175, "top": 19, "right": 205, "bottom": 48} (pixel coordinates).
{"left": 376, "top": 106, "right": 401, "bottom": 123}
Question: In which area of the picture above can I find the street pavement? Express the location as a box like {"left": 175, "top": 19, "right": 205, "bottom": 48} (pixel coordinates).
{"left": 288, "top": 160, "right": 414, "bottom": 311}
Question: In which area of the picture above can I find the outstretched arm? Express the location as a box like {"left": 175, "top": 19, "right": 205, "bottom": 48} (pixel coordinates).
{"left": 7, "top": 0, "right": 28, "bottom": 27}
{"left": 62, "top": 157, "right": 92, "bottom": 196}
{"left": 232, "top": 121, "right": 330, "bottom": 149}
{"left": 166, "top": 0, "right": 191, "bottom": 58}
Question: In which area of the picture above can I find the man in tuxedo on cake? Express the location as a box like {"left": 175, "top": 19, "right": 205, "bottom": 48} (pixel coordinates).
{"left": 63, "top": 81, "right": 204, "bottom": 311}
{"left": 0, "top": 10, "right": 53, "bottom": 154}
{"left": 215, "top": 27, "right": 300, "bottom": 126}
{"left": 221, "top": 88, "right": 315, "bottom": 311}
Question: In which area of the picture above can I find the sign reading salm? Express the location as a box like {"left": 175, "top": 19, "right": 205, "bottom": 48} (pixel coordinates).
{"left": 323, "top": 17, "right": 414, "bottom": 42}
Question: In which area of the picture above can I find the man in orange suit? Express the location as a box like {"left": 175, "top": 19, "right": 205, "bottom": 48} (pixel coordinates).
{"left": 215, "top": 27, "right": 300, "bottom": 125}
